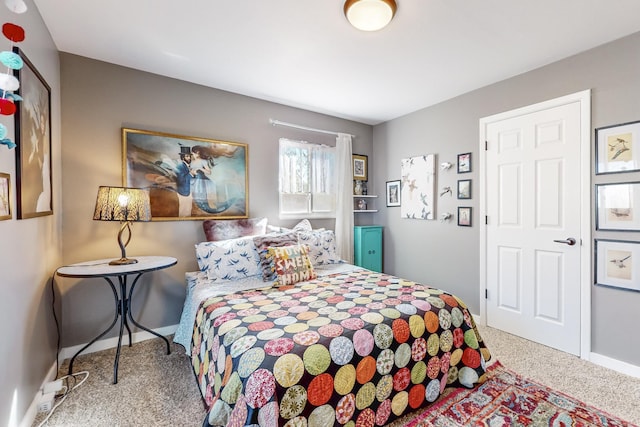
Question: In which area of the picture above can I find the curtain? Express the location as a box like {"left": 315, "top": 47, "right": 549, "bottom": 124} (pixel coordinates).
{"left": 335, "top": 133, "right": 354, "bottom": 263}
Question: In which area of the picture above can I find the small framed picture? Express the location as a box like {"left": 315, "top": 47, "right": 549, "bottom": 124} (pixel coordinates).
{"left": 458, "top": 206, "right": 472, "bottom": 226}
{"left": 595, "top": 120, "right": 640, "bottom": 174}
{"left": 457, "top": 179, "right": 471, "bottom": 199}
{"left": 353, "top": 154, "right": 368, "bottom": 181}
{"left": 457, "top": 152, "right": 471, "bottom": 173}
{"left": 0, "top": 173, "right": 11, "bottom": 220}
{"left": 595, "top": 239, "right": 640, "bottom": 292}
{"left": 596, "top": 182, "right": 640, "bottom": 231}
{"left": 386, "top": 180, "right": 401, "bottom": 207}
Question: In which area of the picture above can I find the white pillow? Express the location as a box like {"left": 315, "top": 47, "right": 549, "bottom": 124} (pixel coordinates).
{"left": 296, "top": 229, "right": 343, "bottom": 266}
{"left": 195, "top": 237, "right": 262, "bottom": 281}
{"left": 267, "top": 219, "right": 317, "bottom": 234}
{"left": 292, "top": 219, "right": 313, "bottom": 233}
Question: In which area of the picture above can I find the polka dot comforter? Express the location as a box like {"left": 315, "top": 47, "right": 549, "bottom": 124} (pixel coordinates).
{"left": 190, "top": 268, "right": 491, "bottom": 427}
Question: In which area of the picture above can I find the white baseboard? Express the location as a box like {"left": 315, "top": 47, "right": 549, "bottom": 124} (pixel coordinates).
{"left": 590, "top": 351, "right": 640, "bottom": 379}
{"left": 22, "top": 324, "right": 178, "bottom": 427}
{"left": 19, "top": 361, "right": 58, "bottom": 427}
{"left": 471, "top": 313, "right": 640, "bottom": 378}
{"left": 59, "top": 324, "right": 178, "bottom": 361}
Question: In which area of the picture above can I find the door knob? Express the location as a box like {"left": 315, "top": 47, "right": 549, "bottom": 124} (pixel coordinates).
{"left": 553, "top": 237, "right": 576, "bottom": 246}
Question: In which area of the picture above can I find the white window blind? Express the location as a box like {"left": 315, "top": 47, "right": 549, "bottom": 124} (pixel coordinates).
{"left": 279, "top": 138, "right": 336, "bottom": 218}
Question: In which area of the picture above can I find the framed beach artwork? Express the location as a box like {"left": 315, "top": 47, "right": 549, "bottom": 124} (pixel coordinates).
{"left": 13, "top": 47, "right": 53, "bottom": 219}
{"left": 0, "top": 173, "right": 11, "bottom": 220}
{"left": 595, "top": 239, "right": 640, "bottom": 292}
{"left": 400, "top": 154, "right": 435, "bottom": 220}
{"left": 595, "top": 120, "right": 640, "bottom": 174}
{"left": 122, "top": 128, "right": 248, "bottom": 220}
{"left": 596, "top": 182, "right": 640, "bottom": 231}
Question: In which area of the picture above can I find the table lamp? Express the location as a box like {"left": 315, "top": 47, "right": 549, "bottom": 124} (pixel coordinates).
{"left": 93, "top": 186, "right": 151, "bottom": 265}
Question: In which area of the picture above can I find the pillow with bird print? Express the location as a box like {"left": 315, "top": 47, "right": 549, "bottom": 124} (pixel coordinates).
{"left": 296, "top": 229, "right": 343, "bottom": 266}
{"left": 194, "top": 236, "right": 262, "bottom": 281}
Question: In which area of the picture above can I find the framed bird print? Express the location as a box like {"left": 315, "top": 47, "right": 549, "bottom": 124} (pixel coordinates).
{"left": 595, "top": 239, "right": 640, "bottom": 292}
{"left": 596, "top": 182, "right": 640, "bottom": 231}
{"left": 400, "top": 154, "right": 435, "bottom": 220}
{"left": 457, "top": 152, "right": 471, "bottom": 173}
{"left": 122, "top": 128, "right": 248, "bottom": 220}
{"left": 595, "top": 120, "right": 640, "bottom": 174}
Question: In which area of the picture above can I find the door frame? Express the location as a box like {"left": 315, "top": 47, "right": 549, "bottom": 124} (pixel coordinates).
{"left": 478, "top": 90, "right": 592, "bottom": 360}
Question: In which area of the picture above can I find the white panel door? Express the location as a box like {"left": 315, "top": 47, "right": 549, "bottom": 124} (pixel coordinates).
{"left": 484, "top": 99, "right": 583, "bottom": 355}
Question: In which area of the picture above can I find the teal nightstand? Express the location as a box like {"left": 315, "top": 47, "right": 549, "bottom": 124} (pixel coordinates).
{"left": 354, "top": 226, "right": 383, "bottom": 272}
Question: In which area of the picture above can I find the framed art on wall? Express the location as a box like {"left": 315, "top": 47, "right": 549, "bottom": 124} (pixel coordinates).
{"left": 457, "top": 179, "right": 471, "bottom": 199}
{"left": 123, "top": 128, "right": 249, "bottom": 220}
{"left": 13, "top": 47, "right": 53, "bottom": 219}
{"left": 386, "top": 180, "right": 400, "bottom": 207}
{"left": 595, "top": 239, "right": 640, "bottom": 292}
{"left": 457, "top": 152, "right": 471, "bottom": 173}
{"left": 458, "top": 206, "right": 472, "bottom": 226}
{"left": 0, "top": 173, "right": 11, "bottom": 220}
{"left": 400, "top": 154, "right": 435, "bottom": 220}
{"left": 596, "top": 182, "right": 640, "bottom": 231}
{"left": 352, "top": 154, "right": 368, "bottom": 181}
{"left": 595, "top": 120, "right": 640, "bottom": 174}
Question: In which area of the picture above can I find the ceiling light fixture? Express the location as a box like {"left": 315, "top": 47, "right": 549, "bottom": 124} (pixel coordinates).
{"left": 344, "top": 0, "right": 397, "bottom": 32}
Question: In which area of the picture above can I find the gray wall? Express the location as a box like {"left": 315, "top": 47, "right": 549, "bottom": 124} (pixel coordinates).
{"left": 58, "top": 53, "right": 374, "bottom": 347}
{"left": 0, "top": 0, "right": 62, "bottom": 424}
{"left": 372, "top": 31, "right": 640, "bottom": 366}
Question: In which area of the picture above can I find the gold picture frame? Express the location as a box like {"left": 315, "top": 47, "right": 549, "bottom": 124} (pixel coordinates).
{"left": 122, "top": 128, "right": 249, "bottom": 221}
{"left": 0, "top": 173, "right": 11, "bottom": 220}
{"left": 352, "top": 154, "right": 368, "bottom": 181}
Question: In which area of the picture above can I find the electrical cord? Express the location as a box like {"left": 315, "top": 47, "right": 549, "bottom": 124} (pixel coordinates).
{"left": 40, "top": 263, "right": 107, "bottom": 425}
{"left": 51, "top": 261, "right": 111, "bottom": 376}
{"left": 36, "top": 371, "right": 89, "bottom": 427}
{"left": 50, "top": 272, "right": 60, "bottom": 378}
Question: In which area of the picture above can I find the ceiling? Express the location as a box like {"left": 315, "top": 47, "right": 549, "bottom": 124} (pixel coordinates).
{"left": 32, "top": 0, "right": 640, "bottom": 125}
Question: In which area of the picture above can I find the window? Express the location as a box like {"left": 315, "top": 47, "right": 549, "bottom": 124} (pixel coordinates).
{"left": 279, "top": 138, "right": 336, "bottom": 219}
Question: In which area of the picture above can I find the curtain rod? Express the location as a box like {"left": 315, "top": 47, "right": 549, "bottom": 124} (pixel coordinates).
{"left": 269, "top": 119, "right": 354, "bottom": 138}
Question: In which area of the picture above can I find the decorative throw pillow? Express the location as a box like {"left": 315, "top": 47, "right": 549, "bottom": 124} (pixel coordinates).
{"left": 267, "top": 219, "right": 313, "bottom": 234}
{"left": 265, "top": 244, "right": 317, "bottom": 286}
{"left": 292, "top": 219, "right": 313, "bottom": 233}
{"left": 194, "top": 237, "right": 261, "bottom": 281}
{"left": 297, "top": 229, "right": 343, "bottom": 265}
{"left": 266, "top": 224, "right": 292, "bottom": 233}
{"left": 202, "top": 217, "right": 268, "bottom": 242}
{"left": 253, "top": 232, "right": 299, "bottom": 281}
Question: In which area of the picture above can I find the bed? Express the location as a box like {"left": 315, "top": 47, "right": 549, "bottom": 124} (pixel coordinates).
{"left": 174, "top": 218, "right": 491, "bottom": 427}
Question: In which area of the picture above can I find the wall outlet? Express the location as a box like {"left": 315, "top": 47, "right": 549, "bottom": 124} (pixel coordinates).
{"left": 37, "top": 392, "right": 55, "bottom": 413}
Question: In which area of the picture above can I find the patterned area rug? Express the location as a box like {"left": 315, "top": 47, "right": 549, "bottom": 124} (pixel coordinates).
{"left": 407, "top": 361, "right": 635, "bottom": 427}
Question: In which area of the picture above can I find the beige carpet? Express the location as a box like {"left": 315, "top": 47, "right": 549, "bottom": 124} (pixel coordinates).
{"left": 32, "top": 325, "right": 640, "bottom": 426}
